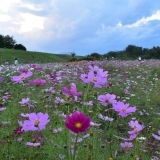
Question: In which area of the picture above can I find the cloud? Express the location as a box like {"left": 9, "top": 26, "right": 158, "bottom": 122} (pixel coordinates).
{"left": 0, "top": 0, "right": 160, "bottom": 55}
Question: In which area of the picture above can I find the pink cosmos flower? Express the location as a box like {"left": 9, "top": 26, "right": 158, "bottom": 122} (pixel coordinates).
{"left": 120, "top": 142, "right": 133, "bottom": 148}
{"left": 98, "top": 94, "right": 117, "bottom": 106}
{"left": 19, "top": 68, "right": 28, "bottom": 74}
{"left": 88, "top": 65, "right": 109, "bottom": 78}
{"left": 26, "top": 142, "right": 41, "bottom": 147}
{"left": 0, "top": 104, "right": 6, "bottom": 111}
{"left": 65, "top": 111, "right": 91, "bottom": 134}
{"left": 22, "top": 112, "right": 50, "bottom": 131}
{"left": 152, "top": 130, "right": 160, "bottom": 140}
{"left": 88, "top": 71, "right": 107, "bottom": 88}
{"left": 31, "top": 64, "right": 42, "bottom": 71}
{"left": 128, "top": 120, "right": 144, "bottom": 139}
{"left": 11, "top": 70, "right": 33, "bottom": 83}
{"left": 34, "top": 134, "right": 44, "bottom": 141}
{"left": 19, "top": 98, "right": 30, "bottom": 106}
{"left": 62, "top": 83, "right": 82, "bottom": 96}
{"left": 54, "top": 97, "right": 65, "bottom": 104}
{"left": 80, "top": 73, "right": 91, "bottom": 83}
{"left": 29, "top": 78, "right": 46, "bottom": 86}
{"left": 113, "top": 102, "right": 136, "bottom": 117}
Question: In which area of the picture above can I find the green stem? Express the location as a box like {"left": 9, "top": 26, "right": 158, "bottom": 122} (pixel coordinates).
{"left": 72, "top": 134, "right": 79, "bottom": 160}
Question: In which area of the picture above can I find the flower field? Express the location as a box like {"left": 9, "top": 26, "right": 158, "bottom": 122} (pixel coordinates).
{"left": 0, "top": 60, "right": 160, "bottom": 160}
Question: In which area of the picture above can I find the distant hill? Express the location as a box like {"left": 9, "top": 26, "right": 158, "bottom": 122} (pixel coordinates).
{"left": 0, "top": 48, "right": 82, "bottom": 64}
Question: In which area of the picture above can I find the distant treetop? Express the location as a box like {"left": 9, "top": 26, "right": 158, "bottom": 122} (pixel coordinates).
{"left": 0, "top": 34, "right": 27, "bottom": 51}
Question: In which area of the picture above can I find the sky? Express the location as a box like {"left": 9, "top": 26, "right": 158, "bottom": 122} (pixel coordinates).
{"left": 0, "top": 0, "right": 160, "bottom": 56}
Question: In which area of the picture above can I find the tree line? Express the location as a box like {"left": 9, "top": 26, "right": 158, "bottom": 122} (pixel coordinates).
{"left": 0, "top": 34, "right": 26, "bottom": 51}
{"left": 79, "top": 45, "right": 160, "bottom": 61}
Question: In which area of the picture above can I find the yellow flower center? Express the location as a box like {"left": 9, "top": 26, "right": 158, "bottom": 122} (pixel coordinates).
{"left": 20, "top": 76, "right": 24, "bottom": 79}
{"left": 75, "top": 122, "right": 82, "bottom": 128}
{"left": 34, "top": 120, "right": 40, "bottom": 126}
{"left": 122, "top": 108, "right": 126, "bottom": 112}
{"left": 93, "top": 77, "right": 97, "bottom": 82}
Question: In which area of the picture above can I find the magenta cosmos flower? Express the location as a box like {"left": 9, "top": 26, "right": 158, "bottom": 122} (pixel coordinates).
{"left": 65, "top": 111, "right": 91, "bottom": 134}
{"left": 29, "top": 78, "right": 46, "bottom": 86}
{"left": 98, "top": 93, "right": 117, "bottom": 106}
{"left": 62, "top": 83, "right": 82, "bottom": 96}
{"left": 22, "top": 112, "right": 50, "bottom": 131}
{"left": 113, "top": 102, "right": 136, "bottom": 117}
{"left": 11, "top": 70, "right": 33, "bottom": 83}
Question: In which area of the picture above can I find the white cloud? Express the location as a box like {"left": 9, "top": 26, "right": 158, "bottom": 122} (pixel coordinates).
{"left": 0, "top": 14, "right": 11, "bottom": 22}
{"left": 18, "top": 13, "right": 44, "bottom": 33}
{"left": 125, "top": 10, "right": 160, "bottom": 28}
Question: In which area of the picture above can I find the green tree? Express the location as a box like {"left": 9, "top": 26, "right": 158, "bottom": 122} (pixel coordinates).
{"left": 14, "top": 44, "right": 27, "bottom": 51}
{"left": 3, "top": 35, "right": 16, "bottom": 49}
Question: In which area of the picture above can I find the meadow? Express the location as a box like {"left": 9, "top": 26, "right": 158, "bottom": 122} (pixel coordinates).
{"left": 0, "top": 48, "right": 83, "bottom": 64}
{"left": 0, "top": 59, "right": 160, "bottom": 160}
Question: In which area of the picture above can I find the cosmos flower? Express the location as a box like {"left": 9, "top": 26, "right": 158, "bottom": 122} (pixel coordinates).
{"left": 13, "top": 127, "right": 24, "bottom": 135}
{"left": 11, "top": 70, "right": 33, "bottom": 83}
{"left": 62, "top": 83, "right": 82, "bottom": 97}
{"left": 29, "top": 78, "right": 46, "bottom": 86}
{"left": 19, "top": 98, "right": 30, "bottom": 106}
{"left": 87, "top": 71, "right": 107, "bottom": 88}
{"left": 22, "top": 112, "right": 50, "bottom": 131}
{"left": 88, "top": 65, "right": 109, "bottom": 78}
{"left": 0, "top": 103, "right": 6, "bottom": 111}
{"left": 34, "top": 134, "right": 44, "bottom": 141}
{"left": 113, "top": 102, "right": 136, "bottom": 117}
{"left": 120, "top": 142, "right": 133, "bottom": 148}
{"left": 98, "top": 94, "right": 117, "bottom": 106}
{"left": 26, "top": 142, "right": 41, "bottom": 147}
{"left": 152, "top": 130, "right": 160, "bottom": 140}
{"left": 65, "top": 111, "right": 91, "bottom": 134}
{"left": 30, "top": 64, "right": 42, "bottom": 71}
{"left": 128, "top": 120, "right": 144, "bottom": 139}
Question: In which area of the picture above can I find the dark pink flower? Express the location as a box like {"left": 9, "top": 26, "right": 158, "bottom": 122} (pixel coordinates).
{"left": 65, "top": 111, "right": 91, "bottom": 134}
{"left": 62, "top": 83, "right": 82, "bottom": 96}
{"left": 29, "top": 78, "right": 46, "bottom": 86}
{"left": 98, "top": 94, "right": 117, "bottom": 106}
{"left": 113, "top": 102, "right": 136, "bottom": 117}
{"left": 22, "top": 112, "right": 50, "bottom": 131}
{"left": 13, "top": 127, "right": 24, "bottom": 135}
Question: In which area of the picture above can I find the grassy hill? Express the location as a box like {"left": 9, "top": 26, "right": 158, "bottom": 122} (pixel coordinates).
{"left": 0, "top": 48, "right": 82, "bottom": 64}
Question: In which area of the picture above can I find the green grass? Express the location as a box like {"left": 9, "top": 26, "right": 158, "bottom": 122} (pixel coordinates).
{"left": 1, "top": 60, "right": 160, "bottom": 159}
{"left": 0, "top": 48, "right": 82, "bottom": 64}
